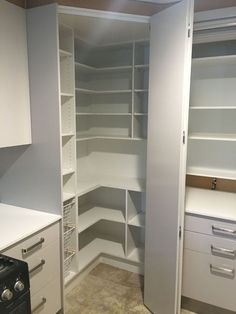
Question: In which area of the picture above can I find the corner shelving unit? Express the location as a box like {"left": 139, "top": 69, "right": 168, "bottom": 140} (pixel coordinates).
{"left": 187, "top": 49, "right": 236, "bottom": 180}
{"left": 59, "top": 19, "right": 149, "bottom": 282}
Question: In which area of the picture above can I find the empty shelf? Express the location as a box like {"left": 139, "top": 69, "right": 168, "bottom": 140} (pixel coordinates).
{"left": 135, "top": 64, "right": 149, "bottom": 69}
{"left": 76, "top": 135, "right": 145, "bottom": 142}
{"left": 188, "top": 133, "right": 236, "bottom": 142}
{"left": 75, "top": 88, "right": 132, "bottom": 95}
{"left": 128, "top": 213, "right": 145, "bottom": 227}
{"left": 64, "top": 271, "right": 77, "bottom": 285}
{"left": 190, "top": 106, "right": 236, "bottom": 110}
{"left": 187, "top": 166, "right": 236, "bottom": 181}
{"left": 61, "top": 132, "right": 74, "bottom": 137}
{"left": 63, "top": 192, "right": 76, "bottom": 202}
{"left": 76, "top": 113, "right": 132, "bottom": 116}
{"left": 192, "top": 54, "right": 236, "bottom": 66}
{"left": 134, "top": 89, "right": 148, "bottom": 93}
{"left": 75, "top": 62, "right": 132, "bottom": 72}
{"left": 128, "top": 248, "right": 144, "bottom": 263}
{"left": 79, "top": 239, "right": 125, "bottom": 272}
{"left": 62, "top": 169, "right": 75, "bottom": 176}
{"left": 59, "top": 49, "right": 72, "bottom": 57}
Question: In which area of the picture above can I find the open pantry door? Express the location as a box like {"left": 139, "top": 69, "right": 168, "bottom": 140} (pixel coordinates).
{"left": 144, "top": 1, "right": 194, "bottom": 313}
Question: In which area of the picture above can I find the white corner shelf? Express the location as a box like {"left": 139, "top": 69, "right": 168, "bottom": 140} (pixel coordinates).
{"left": 79, "top": 239, "right": 125, "bottom": 272}
{"left": 78, "top": 206, "right": 125, "bottom": 233}
{"left": 75, "top": 88, "right": 132, "bottom": 95}
{"left": 134, "top": 113, "right": 148, "bottom": 116}
{"left": 76, "top": 135, "right": 146, "bottom": 142}
{"left": 75, "top": 62, "right": 132, "bottom": 72}
{"left": 77, "top": 176, "right": 145, "bottom": 196}
{"left": 61, "top": 132, "right": 74, "bottom": 137}
{"left": 128, "top": 212, "right": 145, "bottom": 228}
{"left": 188, "top": 133, "right": 236, "bottom": 142}
{"left": 64, "top": 271, "right": 77, "bottom": 285}
{"left": 134, "top": 89, "right": 148, "bottom": 93}
{"left": 62, "top": 169, "right": 75, "bottom": 176}
{"left": 76, "top": 113, "right": 132, "bottom": 116}
{"left": 135, "top": 64, "right": 149, "bottom": 69}
{"left": 128, "top": 248, "right": 144, "bottom": 263}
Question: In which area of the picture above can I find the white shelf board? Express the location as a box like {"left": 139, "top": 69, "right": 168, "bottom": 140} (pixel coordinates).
{"left": 61, "top": 132, "right": 74, "bottom": 137}
{"left": 64, "top": 271, "right": 77, "bottom": 285}
{"left": 59, "top": 49, "right": 72, "bottom": 58}
{"left": 75, "top": 62, "right": 132, "bottom": 72}
{"left": 79, "top": 238, "right": 125, "bottom": 272}
{"left": 188, "top": 132, "right": 236, "bottom": 142}
{"left": 134, "top": 113, "right": 148, "bottom": 116}
{"left": 76, "top": 135, "right": 145, "bottom": 142}
{"left": 78, "top": 206, "right": 125, "bottom": 233}
{"left": 186, "top": 187, "right": 236, "bottom": 222}
{"left": 62, "top": 168, "right": 75, "bottom": 176}
{"left": 187, "top": 166, "right": 236, "bottom": 181}
{"left": 190, "top": 106, "right": 236, "bottom": 110}
{"left": 63, "top": 192, "right": 76, "bottom": 202}
{"left": 135, "top": 64, "right": 149, "bottom": 69}
{"left": 77, "top": 176, "right": 145, "bottom": 196}
{"left": 76, "top": 113, "right": 132, "bottom": 116}
{"left": 128, "top": 212, "right": 145, "bottom": 227}
{"left": 134, "top": 89, "right": 148, "bottom": 93}
{"left": 128, "top": 248, "right": 144, "bottom": 263}
{"left": 192, "top": 54, "right": 236, "bottom": 66}
{"left": 75, "top": 88, "right": 132, "bottom": 95}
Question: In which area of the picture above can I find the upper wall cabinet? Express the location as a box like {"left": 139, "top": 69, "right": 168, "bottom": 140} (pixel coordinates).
{"left": 0, "top": 1, "right": 31, "bottom": 148}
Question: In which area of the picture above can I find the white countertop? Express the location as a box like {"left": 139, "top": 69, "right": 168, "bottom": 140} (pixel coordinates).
{"left": 185, "top": 187, "right": 236, "bottom": 222}
{"left": 0, "top": 203, "right": 61, "bottom": 252}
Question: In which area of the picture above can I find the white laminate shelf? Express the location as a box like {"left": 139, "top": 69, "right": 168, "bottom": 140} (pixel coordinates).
{"left": 64, "top": 271, "right": 77, "bottom": 285}
{"left": 192, "top": 54, "right": 236, "bottom": 66}
{"left": 76, "top": 135, "right": 146, "bottom": 142}
{"left": 62, "top": 168, "right": 75, "bottom": 176}
{"left": 190, "top": 106, "right": 236, "bottom": 110}
{"left": 128, "top": 248, "right": 144, "bottom": 263}
{"left": 75, "top": 88, "right": 132, "bottom": 95}
{"left": 79, "top": 239, "right": 125, "bottom": 272}
{"left": 186, "top": 187, "right": 236, "bottom": 222}
{"left": 59, "top": 49, "right": 72, "bottom": 58}
{"left": 128, "top": 212, "right": 145, "bottom": 227}
{"left": 78, "top": 206, "right": 125, "bottom": 233}
{"left": 63, "top": 192, "right": 76, "bottom": 202}
{"left": 76, "top": 113, "right": 132, "bottom": 116}
{"left": 135, "top": 64, "right": 149, "bottom": 69}
{"left": 77, "top": 176, "right": 145, "bottom": 196}
{"left": 187, "top": 166, "right": 236, "bottom": 181}
{"left": 188, "top": 133, "right": 236, "bottom": 142}
{"left": 75, "top": 62, "right": 132, "bottom": 72}
{"left": 134, "top": 113, "right": 148, "bottom": 116}
{"left": 134, "top": 89, "right": 148, "bottom": 93}
{"left": 61, "top": 132, "right": 74, "bottom": 137}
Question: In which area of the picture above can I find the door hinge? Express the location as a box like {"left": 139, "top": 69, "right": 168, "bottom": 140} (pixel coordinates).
{"left": 183, "top": 131, "right": 186, "bottom": 144}
{"left": 179, "top": 226, "right": 182, "bottom": 239}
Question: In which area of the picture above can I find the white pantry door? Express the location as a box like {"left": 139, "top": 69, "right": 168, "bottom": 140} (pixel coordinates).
{"left": 144, "top": 0, "right": 194, "bottom": 313}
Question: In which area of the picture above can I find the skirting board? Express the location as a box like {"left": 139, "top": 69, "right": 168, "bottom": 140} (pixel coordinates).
{"left": 65, "top": 254, "right": 143, "bottom": 295}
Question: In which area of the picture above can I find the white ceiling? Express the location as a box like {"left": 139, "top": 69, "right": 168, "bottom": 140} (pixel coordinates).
{"left": 59, "top": 14, "right": 150, "bottom": 45}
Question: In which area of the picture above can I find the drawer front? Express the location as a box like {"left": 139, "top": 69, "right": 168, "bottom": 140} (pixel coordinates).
{"left": 3, "top": 222, "right": 60, "bottom": 260}
{"left": 184, "top": 231, "right": 236, "bottom": 260}
{"left": 28, "top": 239, "right": 61, "bottom": 296}
{"left": 185, "top": 215, "right": 236, "bottom": 240}
{"left": 182, "top": 249, "right": 236, "bottom": 312}
{"left": 31, "top": 278, "right": 61, "bottom": 314}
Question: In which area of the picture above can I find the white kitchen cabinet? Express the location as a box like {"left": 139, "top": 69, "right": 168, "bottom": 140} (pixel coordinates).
{"left": 0, "top": 0, "right": 31, "bottom": 148}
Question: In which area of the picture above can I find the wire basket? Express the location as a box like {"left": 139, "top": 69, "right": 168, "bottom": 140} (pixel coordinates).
{"left": 63, "top": 199, "right": 75, "bottom": 224}
{"left": 64, "top": 224, "right": 75, "bottom": 248}
{"left": 64, "top": 249, "right": 76, "bottom": 277}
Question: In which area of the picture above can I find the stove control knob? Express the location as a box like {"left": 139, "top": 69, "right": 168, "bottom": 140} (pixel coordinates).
{"left": 1, "top": 289, "right": 13, "bottom": 301}
{"left": 14, "top": 280, "right": 25, "bottom": 292}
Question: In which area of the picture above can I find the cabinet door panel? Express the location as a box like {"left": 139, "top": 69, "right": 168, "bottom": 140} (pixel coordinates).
{"left": 0, "top": 1, "right": 31, "bottom": 148}
{"left": 144, "top": 1, "right": 193, "bottom": 313}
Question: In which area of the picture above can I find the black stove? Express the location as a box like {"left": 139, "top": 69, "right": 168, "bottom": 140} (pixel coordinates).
{"left": 0, "top": 254, "right": 31, "bottom": 314}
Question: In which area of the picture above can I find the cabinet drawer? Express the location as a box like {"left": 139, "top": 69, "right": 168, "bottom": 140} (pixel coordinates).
{"left": 31, "top": 278, "right": 61, "bottom": 314}
{"left": 182, "top": 249, "right": 236, "bottom": 312}
{"left": 185, "top": 214, "right": 236, "bottom": 240}
{"left": 3, "top": 222, "right": 60, "bottom": 260}
{"left": 28, "top": 239, "right": 61, "bottom": 296}
{"left": 185, "top": 231, "right": 236, "bottom": 260}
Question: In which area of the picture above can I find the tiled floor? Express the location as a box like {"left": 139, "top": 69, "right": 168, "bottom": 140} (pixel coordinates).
{"left": 65, "top": 263, "right": 195, "bottom": 314}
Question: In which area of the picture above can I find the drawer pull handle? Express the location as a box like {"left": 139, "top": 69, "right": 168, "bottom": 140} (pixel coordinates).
{"left": 211, "top": 245, "right": 236, "bottom": 258}
{"left": 210, "top": 264, "right": 235, "bottom": 277}
{"left": 32, "top": 297, "right": 47, "bottom": 312}
{"left": 22, "top": 237, "right": 45, "bottom": 255}
{"left": 29, "top": 259, "right": 45, "bottom": 274}
{"left": 212, "top": 226, "right": 236, "bottom": 237}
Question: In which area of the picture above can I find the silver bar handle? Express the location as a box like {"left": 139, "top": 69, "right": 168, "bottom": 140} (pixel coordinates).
{"left": 29, "top": 259, "right": 45, "bottom": 274}
{"left": 22, "top": 237, "right": 45, "bottom": 255}
{"left": 210, "top": 264, "right": 235, "bottom": 277}
{"left": 32, "top": 297, "right": 47, "bottom": 312}
{"left": 211, "top": 245, "right": 236, "bottom": 258}
{"left": 212, "top": 226, "right": 236, "bottom": 237}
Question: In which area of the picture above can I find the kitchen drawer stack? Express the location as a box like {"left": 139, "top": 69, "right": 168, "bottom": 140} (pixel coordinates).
{"left": 183, "top": 214, "right": 236, "bottom": 312}
{"left": 3, "top": 223, "right": 61, "bottom": 313}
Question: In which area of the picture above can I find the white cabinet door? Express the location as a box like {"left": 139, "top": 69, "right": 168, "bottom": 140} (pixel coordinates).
{"left": 144, "top": 1, "right": 193, "bottom": 313}
{"left": 0, "top": 1, "right": 31, "bottom": 148}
